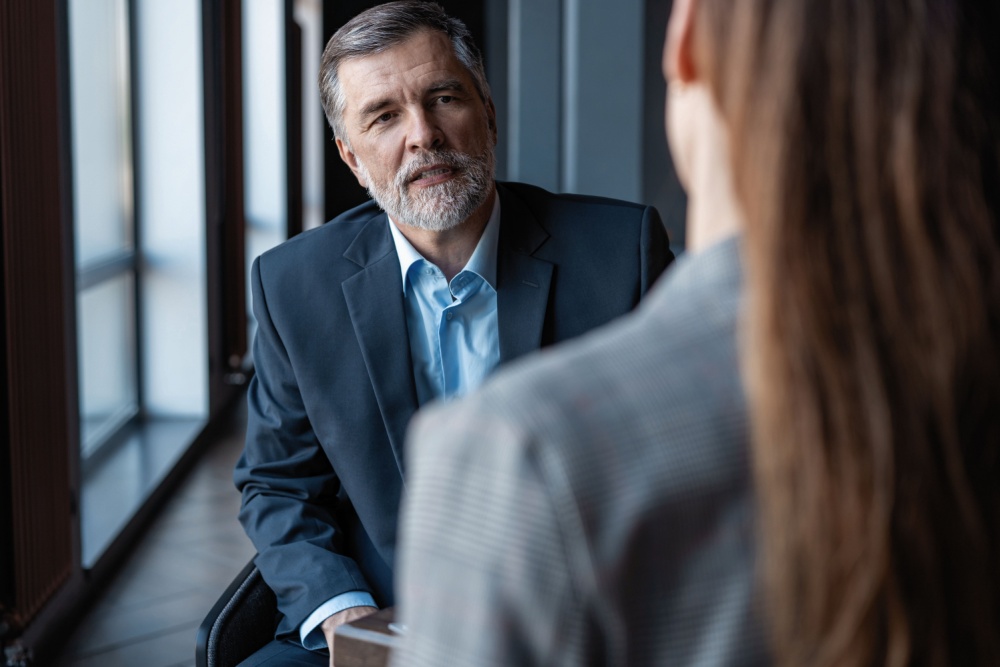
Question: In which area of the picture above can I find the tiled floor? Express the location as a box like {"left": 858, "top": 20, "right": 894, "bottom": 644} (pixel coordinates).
{"left": 56, "top": 403, "right": 256, "bottom": 667}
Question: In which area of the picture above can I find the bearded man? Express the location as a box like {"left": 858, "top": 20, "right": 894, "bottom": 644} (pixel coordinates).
{"left": 234, "top": 2, "right": 673, "bottom": 665}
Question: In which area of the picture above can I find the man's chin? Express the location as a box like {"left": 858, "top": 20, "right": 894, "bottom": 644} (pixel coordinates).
{"left": 395, "top": 210, "right": 466, "bottom": 233}
{"left": 404, "top": 178, "right": 457, "bottom": 204}
{"left": 379, "top": 176, "right": 491, "bottom": 231}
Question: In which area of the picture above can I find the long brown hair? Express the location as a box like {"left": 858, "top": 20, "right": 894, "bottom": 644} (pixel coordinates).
{"left": 695, "top": 1, "right": 1000, "bottom": 664}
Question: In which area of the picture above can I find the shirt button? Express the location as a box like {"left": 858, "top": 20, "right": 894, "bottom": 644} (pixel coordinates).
{"left": 446, "top": 312, "right": 454, "bottom": 321}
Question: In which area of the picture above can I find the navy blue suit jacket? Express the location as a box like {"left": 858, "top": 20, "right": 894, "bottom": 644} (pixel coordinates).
{"left": 234, "top": 181, "right": 672, "bottom": 639}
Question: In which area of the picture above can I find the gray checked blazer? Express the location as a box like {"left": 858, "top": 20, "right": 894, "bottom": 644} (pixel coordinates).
{"left": 392, "top": 237, "right": 768, "bottom": 667}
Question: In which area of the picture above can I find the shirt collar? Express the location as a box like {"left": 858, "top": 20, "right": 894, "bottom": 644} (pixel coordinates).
{"left": 388, "top": 195, "right": 501, "bottom": 295}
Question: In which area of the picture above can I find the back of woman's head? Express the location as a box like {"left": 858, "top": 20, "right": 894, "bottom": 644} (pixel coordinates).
{"left": 694, "top": 1, "right": 1000, "bottom": 665}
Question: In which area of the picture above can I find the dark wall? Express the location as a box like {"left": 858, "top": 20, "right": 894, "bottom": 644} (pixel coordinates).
{"left": 643, "top": 0, "right": 687, "bottom": 250}
{"left": 0, "top": 0, "right": 78, "bottom": 641}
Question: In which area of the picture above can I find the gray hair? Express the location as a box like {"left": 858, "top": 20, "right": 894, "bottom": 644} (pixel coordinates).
{"left": 319, "top": 1, "right": 491, "bottom": 143}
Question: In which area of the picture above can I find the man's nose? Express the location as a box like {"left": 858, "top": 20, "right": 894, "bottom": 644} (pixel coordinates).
{"left": 407, "top": 108, "right": 444, "bottom": 151}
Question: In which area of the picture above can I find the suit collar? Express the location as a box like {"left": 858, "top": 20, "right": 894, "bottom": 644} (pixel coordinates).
{"left": 340, "top": 185, "right": 551, "bottom": 263}
{"left": 385, "top": 196, "right": 503, "bottom": 294}
{"left": 342, "top": 212, "right": 418, "bottom": 477}
{"left": 497, "top": 182, "right": 550, "bottom": 255}
{"left": 343, "top": 210, "right": 395, "bottom": 268}
{"left": 495, "top": 183, "right": 554, "bottom": 363}
{"left": 339, "top": 185, "right": 556, "bottom": 476}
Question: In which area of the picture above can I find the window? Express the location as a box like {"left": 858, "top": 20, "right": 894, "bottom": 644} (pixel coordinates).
{"left": 243, "top": 0, "right": 325, "bottom": 339}
{"left": 243, "top": 0, "right": 290, "bottom": 345}
{"left": 68, "top": 0, "right": 209, "bottom": 566}
{"left": 68, "top": 0, "right": 139, "bottom": 459}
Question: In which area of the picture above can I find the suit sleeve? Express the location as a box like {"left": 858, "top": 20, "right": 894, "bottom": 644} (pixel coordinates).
{"left": 391, "top": 400, "right": 594, "bottom": 667}
{"left": 234, "top": 257, "right": 374, "bottom": 639}
{"left": 640, "top": 205, "right": 674, "bottom": 296}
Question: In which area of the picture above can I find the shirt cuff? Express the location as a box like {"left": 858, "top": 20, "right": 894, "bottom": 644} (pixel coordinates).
{"left": 299, "top": 591, "right": 378, "bottom": 651}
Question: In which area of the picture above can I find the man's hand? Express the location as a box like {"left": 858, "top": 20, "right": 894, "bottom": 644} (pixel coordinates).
{"left": 322, "top": 605, "right": 378, "bottom": 667}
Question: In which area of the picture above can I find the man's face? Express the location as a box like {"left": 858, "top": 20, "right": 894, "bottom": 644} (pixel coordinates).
{"left": 335, "top": 30, "right": 498, "bottom": 232}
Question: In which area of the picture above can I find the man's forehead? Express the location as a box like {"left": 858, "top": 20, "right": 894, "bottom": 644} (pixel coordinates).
{"left": 337, "top": 30, "right": 473, "bottom": 100}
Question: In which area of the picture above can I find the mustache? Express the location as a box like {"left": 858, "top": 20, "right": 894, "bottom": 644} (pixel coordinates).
{"left": 395, "top": 149, "right": 476, "bottom": 187}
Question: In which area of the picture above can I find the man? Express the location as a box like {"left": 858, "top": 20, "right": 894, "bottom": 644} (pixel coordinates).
{"left": 390, "top": 0, "right": 766, "bottom": 664}
{"left": 234, "top": 2, "right": 672, "bottom": 664}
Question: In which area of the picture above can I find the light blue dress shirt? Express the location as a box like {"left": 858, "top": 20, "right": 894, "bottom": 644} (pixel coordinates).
{"left": 393, "top": 200, "right": 501, "bottom": 405}
{"left": 300, "top": 199, "right": 502, "bottom": 650}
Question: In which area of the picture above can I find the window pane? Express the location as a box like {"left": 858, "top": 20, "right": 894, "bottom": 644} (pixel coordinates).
{"left": 69, "top": 0, "right": 134, "bottom": 266}
{"left": 295, "top": 0, "right": 325, "bottom": 233}
{"left": 78, "top": 275, "right": 138, "bottom": 457}
{"left": 134, "top": 0, "right": 209, "bottom": 417}
{"left": 244, "top": 0, "right": 288, "bottom": 346}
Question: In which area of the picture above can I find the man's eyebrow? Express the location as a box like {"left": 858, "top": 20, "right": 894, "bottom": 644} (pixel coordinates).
{"left": 426, "top": 78, "right": 468, "bottom": 94}
{"left": 359, "top": 98, "right": 394, "bottom": 120}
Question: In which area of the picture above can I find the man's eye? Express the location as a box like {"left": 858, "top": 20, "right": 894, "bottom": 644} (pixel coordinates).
{"left": 376, "top": 112, "right": 394, "bottom": 123}
{"left": 437, "top": 95, "right": 455, "bottom": 104}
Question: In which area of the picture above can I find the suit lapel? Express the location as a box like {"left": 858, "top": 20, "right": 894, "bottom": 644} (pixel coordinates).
{"left": 340, "top": 188, "right": 553, "bottom": 474}
{"left": 342, "top": 215, "right": 418, "bottom": 477}
{"left": 496, "top": 184, "right": 554, "bottom": 363}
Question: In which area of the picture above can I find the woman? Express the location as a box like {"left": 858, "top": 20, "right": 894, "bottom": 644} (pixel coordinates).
{"left": 393, "top": 0, "right": 999, "bottom": 664}
{"left": 672, "top": 0, "right": 1000, "bottom": 664}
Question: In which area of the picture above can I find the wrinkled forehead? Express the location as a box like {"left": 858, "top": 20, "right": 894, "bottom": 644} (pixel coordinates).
{"left": 337, "top": 30, "right": 477, "bottom": 108}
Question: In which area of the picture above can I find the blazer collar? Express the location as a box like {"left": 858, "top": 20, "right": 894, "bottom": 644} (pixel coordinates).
{"left": 343, "top": 210, "right": 396, "bottom": 269}
{"left": 495, "top": 183, "right": 554, "bottom": 363}
{"left": 339, "top": 186, "right": 556, "bottom": 476}
{"left": 341, "top": 212, "right": 418, "bottom": 477}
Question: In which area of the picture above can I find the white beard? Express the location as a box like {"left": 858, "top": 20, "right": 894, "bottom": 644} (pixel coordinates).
{"left": 356, "top": 143, "right": 495, "bottom": 232}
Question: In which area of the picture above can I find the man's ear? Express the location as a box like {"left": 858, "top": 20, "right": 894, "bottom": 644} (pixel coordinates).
{"left": 664, "top": 0, "right": 699, "bottom": 85}
{"left": 336, "top": 138, "right": 368, "bottom": 188}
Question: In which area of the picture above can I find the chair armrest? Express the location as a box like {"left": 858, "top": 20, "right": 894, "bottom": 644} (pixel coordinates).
{"left": 196, "top": 557, "right": 278, "bottom": 667}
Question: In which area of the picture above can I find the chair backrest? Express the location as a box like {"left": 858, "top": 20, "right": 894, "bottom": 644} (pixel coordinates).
{"left": 195, "top": 558, "right": 278, "bottom": 667}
